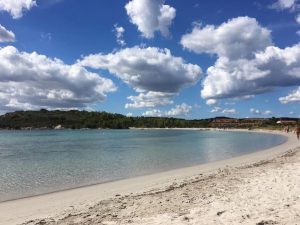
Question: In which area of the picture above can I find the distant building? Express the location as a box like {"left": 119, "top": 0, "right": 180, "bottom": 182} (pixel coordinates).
{"left": 276, "top": 120, "right": 297, "bottom": 125}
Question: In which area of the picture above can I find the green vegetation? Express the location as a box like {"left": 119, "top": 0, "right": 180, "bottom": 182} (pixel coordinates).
{"left": 0, "top": 109, "right": 211, "bottom": 129}
{"left": 0, "top": 110, "right": 298, "bottom": 130}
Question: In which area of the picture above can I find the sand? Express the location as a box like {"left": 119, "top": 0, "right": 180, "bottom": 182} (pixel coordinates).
{"left": 0, "top": 129, "right": 299, "bottom": 225}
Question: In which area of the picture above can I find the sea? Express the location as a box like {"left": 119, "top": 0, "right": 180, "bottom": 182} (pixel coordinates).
{"left": 0, "top": 129, "right": 286, "bottom": 202}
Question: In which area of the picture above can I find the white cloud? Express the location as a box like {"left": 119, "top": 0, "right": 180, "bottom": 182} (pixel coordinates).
{"left": 0, "top": 46, "right": 116, "bottom": 112}
{"left": 181, "top": 16, "right": 300, "bottom": 104}
{"left": 165, "top": 103, "right": 192, "bottom": 117}
{"left": 79, "top": 46, "right": 201, "bottom": 108}
{"left": 279, "top": 87, "right": 300, "bottom": 103}
{"left": 269, "top": 1, "right": 300, "bottom": 35}
{"left": 0, "top": 0, "right": 36, "bottom": 19}
{"left": 0, "top": 24, "right": 15, "bottom": 42}
{"left": 264, "top": 110, "right": 273, "bottom": 115}
{"left": 250, "top": 108, "right": 261, "bottom": 115}
{"left": 126, "top": 112, "right": 133, "bottom": 117}
{"left": 142, "top": 103, "right": 192, "bottom": 117}
{"left": 270, "top": 0, "right": 298, "bottom": 10}
{"left": 125, "top": 91, "right": 174, "bottom": 109}
{"left": 211, "top": 107, "right": 222, "bottom": 113}
{"left": 250, "top": 108, "right": 273, "bottom": 115}
{"left": 210, "top": 106, "right": 237, "bottom": 115}
{"left": 125, "top": 0, "right": 176, "bottom": 38}
{"left": 158, "top": 4, "right": 176, "bottom": 37}
{"left": 206, "top": 99, "right": 217, "bottom": 105}
{"left": 222, "top": 108, "right": 238, "bottom": 115}
{"left": 296, "top": 14, "right": 300, "bottom": 24}
{"left": 201, "top": 44, "right": 300, "bottom": 102}
{"left": 293, "top": 14, "right": 300, "bottom": 35}
{"left": 181, "top": 17, "right": 272, "bottom": 60}
{"left": 113, "top": 24, "right": 126, "bottom": 47}
{"left": 79, "top": 47, "right": 201, "bottom": 93}
{"left": 142, "top": 109, "right": 163, "bottom": 117}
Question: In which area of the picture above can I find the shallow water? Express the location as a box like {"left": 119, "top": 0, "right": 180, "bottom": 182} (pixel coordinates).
{"left": 0, "top": 129, "right": 286, "bottom": 202}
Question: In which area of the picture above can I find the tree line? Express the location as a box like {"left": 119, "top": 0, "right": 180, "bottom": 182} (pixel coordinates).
{"left": 0, "top": 109, "right": 298, "bottom": 130}
{"left": 0, "top": 109, "right": 211, "bottom": 129}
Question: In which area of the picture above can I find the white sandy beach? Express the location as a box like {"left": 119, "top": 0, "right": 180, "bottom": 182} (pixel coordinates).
{"left": 0, "top": 129, "right": 299, "bottom": 225}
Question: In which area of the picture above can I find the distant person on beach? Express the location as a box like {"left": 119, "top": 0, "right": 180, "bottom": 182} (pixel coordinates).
{"left": 284, "top": 126, "right": 290, "bottom": 133}
{"left": 295, "top": 126, "right": 300, "bottom": 140}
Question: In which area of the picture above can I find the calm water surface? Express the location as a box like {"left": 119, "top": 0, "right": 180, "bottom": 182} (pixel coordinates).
{"left": 0, "top": 129, "right": 286, "bottom": 202}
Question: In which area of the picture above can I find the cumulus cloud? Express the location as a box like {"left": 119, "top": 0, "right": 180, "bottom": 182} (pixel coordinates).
{"left": 142, "top": 109, "right": 163, "bottom": 117}
{"left": 264, "top": 110, "right": 273, "bottom": 115}
{"left": 250, "top": 108, "right": 261, "bottom": 115}
{"left": 79, "top": 46, "right": 201, "bottom": 108}
{"left": 270, "top": 0, "right": 298, "bottom": 10}
{"left": 165, "top": 103, "right": 192, "bottom": 117}
{"left": 250, "top": 108, "right": 273, "bottom": 116}
{"left": 0, "top": 0, "right": 36, "bottom": 19}
{"left": 210, "top": 106, "right": 237, "bottom": 115}
{"left": 125, "top": 91, "right": 174, "bottom": 109}
{"left": 211, "top": 107, "right": 222, "bottom": 113}
{"left": 181, "top": 16, "right": 300, "bottom": 104}
{"left": 79, "top": 47, "right": 201, "bottom": 93}
{"left": 0, "top": 46, "right": 116, "bottom": 112}
{"left": 181, "top": 17, "right": 272, "bottom": 60}
{"left": 296, "top": 14, "right": 300, "bottom": 24}
{"left": 279, "top": 87, "right": 300, "bottom": 103}
{"left": 222, "top": 108, "right": 238, "bottom": 115}
{"left": 201, "top": 44, "right": 300, "bottom": 102}
{"left": 206, "top": 99, "right": 217, "bottom": 105}
{"left": 113, "top": 24, "right": 126, "bottom": 47}
{"left": 0, "top": 24, "right": 15, "bottom": 42}
{"left": 125, "top": 0, "right": 176, "bottom": 38}
{"left": 142, "top": 103, "right": 192, "bottom": 117}
{"left": 269, "top": 1, "right": 300, "bottom": 33}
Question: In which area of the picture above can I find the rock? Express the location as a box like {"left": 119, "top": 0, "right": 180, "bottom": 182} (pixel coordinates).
{"left": 256, "top": 220, "right": 278, "bottom": 225}
{"left": 217, "top": 210, "right": 226, "bottom": 216}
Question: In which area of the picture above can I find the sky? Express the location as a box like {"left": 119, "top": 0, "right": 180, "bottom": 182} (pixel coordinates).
{"left": 0, "top": 0, "right": 299, "bottom": 119}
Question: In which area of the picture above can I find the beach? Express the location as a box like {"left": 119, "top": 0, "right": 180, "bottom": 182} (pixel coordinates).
{"left": 0, "top": 129, "right": 299, "bottom": 225}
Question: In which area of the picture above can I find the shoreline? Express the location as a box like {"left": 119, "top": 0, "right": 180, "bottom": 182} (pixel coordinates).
{"left": 0, "top": 128, "right": 286, "bottom": 204}
{"left": 0, "top": 129, "right": 286, "bottom": 204}
{"left": 0, "top": 129, "right": 299, "bottom": 225}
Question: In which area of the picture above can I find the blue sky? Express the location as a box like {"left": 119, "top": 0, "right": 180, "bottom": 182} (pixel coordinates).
{"left": 0, "top": 0, "right": 299, "bottom": 119}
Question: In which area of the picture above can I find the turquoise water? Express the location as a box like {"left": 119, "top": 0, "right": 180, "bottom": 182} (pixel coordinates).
{"left": 0, "top": 129, "right": 286, "bottom": 202}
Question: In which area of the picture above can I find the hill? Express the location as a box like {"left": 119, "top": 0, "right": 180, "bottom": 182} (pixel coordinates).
{"left": 0, "top": 110, "right": 298, "bottom": 130}
{"left": 0, "top": 109, "right": 211, "bottom": 129}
